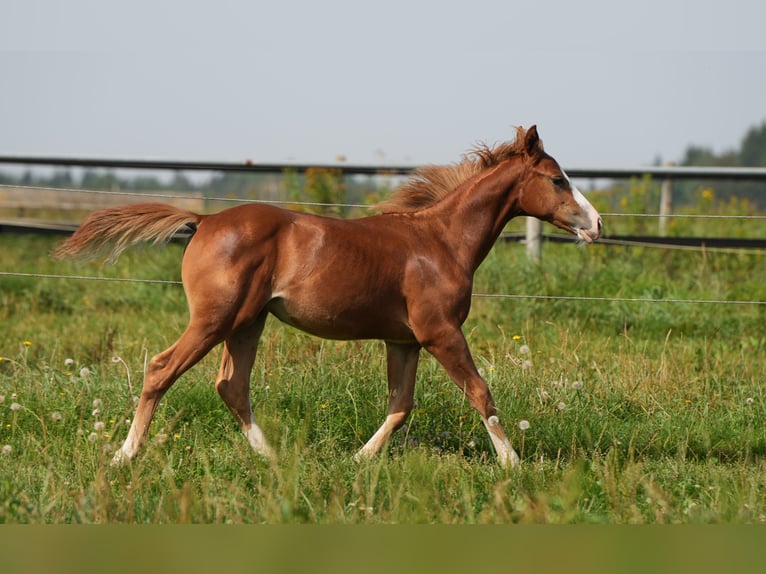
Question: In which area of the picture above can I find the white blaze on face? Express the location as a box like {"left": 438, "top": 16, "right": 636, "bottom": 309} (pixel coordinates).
{"left": 563, "top": 170, "right": 601, "bottom": 241}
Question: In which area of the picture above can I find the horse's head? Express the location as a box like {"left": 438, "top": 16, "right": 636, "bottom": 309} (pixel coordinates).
{"left": 517, "top": 126, "right": 602, "bottom": 243}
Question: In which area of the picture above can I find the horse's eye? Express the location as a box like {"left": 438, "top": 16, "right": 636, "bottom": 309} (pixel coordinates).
{"left": 551, "top": 176, "right": 568, "bottom": 188}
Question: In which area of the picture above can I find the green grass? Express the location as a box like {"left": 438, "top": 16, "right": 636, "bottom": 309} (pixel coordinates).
{"left": 1, "top": 232, "right": 765, "bottom": 523}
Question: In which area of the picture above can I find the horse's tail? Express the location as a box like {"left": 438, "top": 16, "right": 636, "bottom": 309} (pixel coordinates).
{"left": 53, "top": 203, "right": 203, "bottom": 263}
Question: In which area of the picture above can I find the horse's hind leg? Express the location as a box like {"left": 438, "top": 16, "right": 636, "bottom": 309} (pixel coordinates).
{"left": 354, "top": 342, "right": 420, "bottom": 461}
{"left": 111, "top": 320, "right": 223, "bottom": 466}
{"left": 215, "top": 312, "right": 274, "bottom": 460}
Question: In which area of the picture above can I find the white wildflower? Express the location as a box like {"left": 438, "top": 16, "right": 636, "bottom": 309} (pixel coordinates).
{"left": 64, "top": 358, "right": 74, "bottom": 367}
{"left": 519, "top": 420, "right": 530, "bottom": 431}
{"left": 50, "top": 411, "right": 63, "bottom": 422}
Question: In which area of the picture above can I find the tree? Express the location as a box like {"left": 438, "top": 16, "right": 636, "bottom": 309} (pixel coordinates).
{"left": 740, "top": 122, "right": 766, "bottom": 167}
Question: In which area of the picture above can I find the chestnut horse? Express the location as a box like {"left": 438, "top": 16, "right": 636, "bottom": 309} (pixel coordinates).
{"left": 55, "top": 126, "right": 601, "bottom": 467}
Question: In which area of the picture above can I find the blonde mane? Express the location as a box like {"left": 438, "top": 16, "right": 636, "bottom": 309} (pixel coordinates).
{"left": 377, "top": 127, "right": 535, "bottom": 213}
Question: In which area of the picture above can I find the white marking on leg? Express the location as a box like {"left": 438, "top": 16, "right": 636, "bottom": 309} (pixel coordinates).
{"left": 355, "top": 414, "right": 400, "bottom": 461}
{"left": 482, "top": 417, "right": 520, "bottom": 468}
{"left": 111, "top": 419, "right": 142, "bottom": 466}
{"left": 244, "top": 415, "right": 275, "bottom": 459}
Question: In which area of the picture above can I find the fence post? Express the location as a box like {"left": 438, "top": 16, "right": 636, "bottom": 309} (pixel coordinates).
{"left": 658, "top": 162, "right": 674, "bottom": 236}
{"left": 525, "top": 217, "right": 542, "bottom": 262}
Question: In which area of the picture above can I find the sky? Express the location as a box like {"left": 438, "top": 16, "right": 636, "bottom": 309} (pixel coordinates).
{"left": 1, "top": 0, "right": 765, "bottom": 170}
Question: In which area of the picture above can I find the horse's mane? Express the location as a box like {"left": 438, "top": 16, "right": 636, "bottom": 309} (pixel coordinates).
{"left": 376, "top": 126, "right": 537, "bottom": 213}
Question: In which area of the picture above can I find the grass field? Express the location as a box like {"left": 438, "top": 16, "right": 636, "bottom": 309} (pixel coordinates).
{"left": 1, "top": 224, "right": 765, "bottom": 523}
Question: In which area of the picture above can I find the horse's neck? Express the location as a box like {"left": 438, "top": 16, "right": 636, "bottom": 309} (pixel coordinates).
{"left": 427, "top": 160, "right": 524, "bottom": 270}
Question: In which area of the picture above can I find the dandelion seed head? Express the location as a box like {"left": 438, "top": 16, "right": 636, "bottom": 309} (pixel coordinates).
{"left": 519, "top": 345, "right": 530, "bottom": 355}
{"left": 572, "top": 380, "right": 584, "bottom": 391}
{"left": 478, "top": 368, "right": 486, "bottom": 377}
{"left": 519, "top": 420, "right": 530, "bottom": 431}
{"left": 10, "top": 402, "right": 21, "bottom": 412}
{"left": 51, "top": 411, "right": 63, "bottom": 422}
{"left": 92, "top": 409, "right": 100, "bottom": 418}
{"left": 92, "top": 399, "right": 102, "bottom": 409}
{"left": 557, "top": 402, "right": 566, "bottom": 411}
{"left": 521, "top": 360, "right": 533, "bottom": 370}
{"left": 79, "top": 367, "right": 91, "bottom": 378}
{"left": 87, "top": 432, "right": 98, "bottom": 442}
{"left": 1, "top": 445, "right": 12, "bottom": 455}
{"left": 64, "top": 358, "right": 74, "bottom": 367}
{"left": 94, "top": 421, "right": 106, "bottom": 432}
{"left": 746, "top": 397, "right": 755, "bottom": 406}
{"left": 111, "top": 356, "right": 121, "bottom": 363}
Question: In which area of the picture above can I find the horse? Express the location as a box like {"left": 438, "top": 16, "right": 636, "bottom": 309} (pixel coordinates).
{"left": 54, "top": 125, "right": 601, "bottom": 467}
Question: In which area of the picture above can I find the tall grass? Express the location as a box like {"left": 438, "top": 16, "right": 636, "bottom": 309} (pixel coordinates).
{"left": 1, "top": 230, "right": 765, "bottom": 523}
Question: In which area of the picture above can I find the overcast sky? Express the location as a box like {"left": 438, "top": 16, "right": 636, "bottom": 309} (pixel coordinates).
{"left": 1, "top": 0, "right": 765, "bottom": 169}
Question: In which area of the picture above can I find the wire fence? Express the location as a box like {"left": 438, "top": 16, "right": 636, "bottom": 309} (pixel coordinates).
{"left": 1, "top": 174, "right": 765, "bottom": 306}
{"left": 0, "top": 270, "right": 764, "bottom": 306}
{"left": 4, "top": 182, "right": 766, "bottom": 219}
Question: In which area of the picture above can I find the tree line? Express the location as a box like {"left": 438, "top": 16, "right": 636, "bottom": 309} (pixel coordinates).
{"left": 1, "top": 121, "right": 765, "bottom": 210}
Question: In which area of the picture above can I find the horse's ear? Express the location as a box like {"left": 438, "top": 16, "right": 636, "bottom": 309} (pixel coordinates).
{"left": 524, "top": 125, "right": 543, "bottom": 156}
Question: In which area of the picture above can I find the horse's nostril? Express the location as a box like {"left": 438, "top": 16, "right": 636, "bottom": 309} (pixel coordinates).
{"left": 597, "top": 217, "right": 603, "bottom": 233}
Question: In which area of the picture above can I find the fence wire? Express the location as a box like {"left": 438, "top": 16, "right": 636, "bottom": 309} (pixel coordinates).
{"left": 0, "top": 271, "right": 763, "bottom": 306}
{"left": 1, "top": 184, "right": 764, "bottom": 306}
{"left": 3, "top": 183, "right": 766, "bottom": 219}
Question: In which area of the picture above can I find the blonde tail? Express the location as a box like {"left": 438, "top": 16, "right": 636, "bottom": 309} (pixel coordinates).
{"left": 53, "top": 203, "right": 202, "bottom": 263}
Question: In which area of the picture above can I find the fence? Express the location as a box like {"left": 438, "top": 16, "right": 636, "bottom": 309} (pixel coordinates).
{"left": 1, "top": 155, "right": 765, "bottom": 307}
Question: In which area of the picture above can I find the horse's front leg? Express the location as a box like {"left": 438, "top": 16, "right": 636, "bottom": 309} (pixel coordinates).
{"left": 418, "top": 326, "right": 520, "bottom": 468}
{"left": 354, "top": 341, "right": 421, "bottom": 461}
